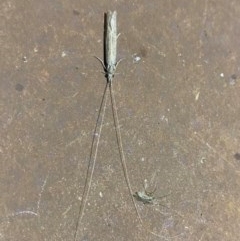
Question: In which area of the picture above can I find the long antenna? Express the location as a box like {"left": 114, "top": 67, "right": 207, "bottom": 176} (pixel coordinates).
{"left": 109, "top": 81, "right": 143, "bottom": 224}
{"left": 73, "top": 83, "right": 108, "bottom": 241}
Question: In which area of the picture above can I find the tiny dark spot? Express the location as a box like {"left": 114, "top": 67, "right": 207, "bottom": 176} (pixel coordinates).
{"left": 234, "top": 153, "right": 240, "bottom": 160}
{"left": 203, "top": 30, "right": 208, "bottom": 38}
{"left": 140, "top": 47, "right": 147, "bottom": 58}
{"left": 73, "top": 9, "right": 80, "bottom": 15}
{"left": 15, "top": 83, "right": 24, "bottom": 92}
{"left": 229, "top": 74, "right": 237, "bottom": 85}
{"left": 42, "top": 98, "right": 45, "bottom": 101}
{"left": 75, "top": 66, "right": 79, "bottom": 70}
{"left": 231, "top": 74, "right": 237, "bottom": 80}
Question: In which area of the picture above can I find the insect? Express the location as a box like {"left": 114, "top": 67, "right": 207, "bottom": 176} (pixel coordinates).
{"left": 134, "top": 179, "right": 170, "bottom": 207}
{"left": 73, "top": 11, "right": 178, "bottom": 240}
{"left": 73, "top": 11, "right": 142, "bottom": 241}
{"left": 134, "top": 182, "right": 157, "bottom": 205}
{"left": 96, "top": 10, "right": 122, "bottom": 84}
{"left": 134, "top": 190, "right": 156, "bottom": 204}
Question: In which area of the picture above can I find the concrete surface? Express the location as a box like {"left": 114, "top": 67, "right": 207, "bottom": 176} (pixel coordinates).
{"left": 1, "top": 0, "right": 240, "bottom": 240}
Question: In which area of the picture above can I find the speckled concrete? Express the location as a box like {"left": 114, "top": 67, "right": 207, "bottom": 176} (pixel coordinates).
{"left": 1, "top": 1, "right": 240, "bottom": 240}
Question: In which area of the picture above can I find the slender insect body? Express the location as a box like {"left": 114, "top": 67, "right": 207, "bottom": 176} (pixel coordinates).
{"left": 105, "top": 11, "right": 117, "bottom": 83}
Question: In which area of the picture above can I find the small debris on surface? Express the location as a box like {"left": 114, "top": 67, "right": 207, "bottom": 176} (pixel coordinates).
{"left": 132, "top": 53, "right": 141, "bottom": 63}
{"left": 195, "top": 91, "right": 200, "bottom": 101}
{"left": 61, "top": 51, "right": 67, "bottom": 57}
{"left": 22, "top": 56, "right": 27, "bottom": 62}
